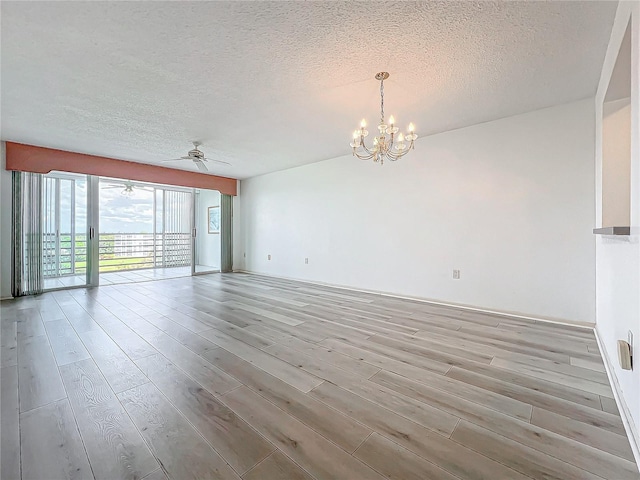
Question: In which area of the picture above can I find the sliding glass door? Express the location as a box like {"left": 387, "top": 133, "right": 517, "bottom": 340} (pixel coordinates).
{"left": 14, "top": 172, "right": 227, "bottom": 295}
{"left": 98, "top": 178, "right": 192, "bottom": 283}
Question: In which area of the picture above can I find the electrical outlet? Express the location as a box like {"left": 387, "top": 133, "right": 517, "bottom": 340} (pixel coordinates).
{"left": 453, "top": 269, "right": 460, "bottom": 279}
{"left": 305, "top": 258, "right": 309, "bottom": 264}
{"left": 268, "top": 254, "right": 271, "bottom": 260}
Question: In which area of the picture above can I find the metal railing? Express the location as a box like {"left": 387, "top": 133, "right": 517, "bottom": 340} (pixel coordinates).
{"left": 43, "top": 232, "right": 192, "bottom": 277}
{"left": 43, "top": 233, "right": 87, "bottom": 278}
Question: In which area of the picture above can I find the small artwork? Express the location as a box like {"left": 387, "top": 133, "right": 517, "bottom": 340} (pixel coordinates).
{"left": 208, "top": 206, "right": 220, "bottom": 234}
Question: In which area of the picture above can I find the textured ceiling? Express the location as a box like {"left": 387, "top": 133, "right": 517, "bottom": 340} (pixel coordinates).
{"left": 1, "top": 1, "right": 617, "bottom": 179}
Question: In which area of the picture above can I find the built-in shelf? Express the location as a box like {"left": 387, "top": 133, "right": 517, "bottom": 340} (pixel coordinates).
{"left": 593, "top": 226, "right": 632, "bottom": 235}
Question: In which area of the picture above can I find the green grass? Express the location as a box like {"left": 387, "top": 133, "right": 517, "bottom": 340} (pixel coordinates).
{"left": 60, "top": 256, "right": 156, "bottom": 273}
{"left": 99, "top": 257, "right": 154, "bottom": 272}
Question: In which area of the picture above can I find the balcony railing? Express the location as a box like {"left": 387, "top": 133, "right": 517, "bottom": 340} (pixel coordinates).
{"left": 43, "top": 232, "right": 192, "bottom": 278}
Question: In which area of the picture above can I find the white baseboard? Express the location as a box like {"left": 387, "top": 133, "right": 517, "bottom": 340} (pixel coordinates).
{"left": 594, "top": 327, "right": 640, "bottom": 468}
{"left": 231, "top": 269, "right": 594, "bottom": 330}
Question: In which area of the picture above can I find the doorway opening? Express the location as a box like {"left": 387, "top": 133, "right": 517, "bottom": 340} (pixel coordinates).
{"left": 42, "top": 172, "right": 88, "bottom": 290}
{"left": 98, "top": 177, "right": 195, "bottom": 285}
{"left": 38, "top": 173, "right": 223, "bottom": 291}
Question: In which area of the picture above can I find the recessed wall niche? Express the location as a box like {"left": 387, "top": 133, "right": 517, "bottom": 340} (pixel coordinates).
{"left": 601, "top": 19, "right": 632, "bottom": 229}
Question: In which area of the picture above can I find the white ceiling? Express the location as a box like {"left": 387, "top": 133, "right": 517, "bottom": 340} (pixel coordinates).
{"left": 1, "top": 1, "right": 617, "bottom": 179}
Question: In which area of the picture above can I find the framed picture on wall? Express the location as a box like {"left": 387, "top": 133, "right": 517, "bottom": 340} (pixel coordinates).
{"left": 208, "top": 206, "right": 220, "bottom": 234}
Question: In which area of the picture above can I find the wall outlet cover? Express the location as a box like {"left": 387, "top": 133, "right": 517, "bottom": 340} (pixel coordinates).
{"left": 618, "top": 340, "right": 632, "bottom": 370}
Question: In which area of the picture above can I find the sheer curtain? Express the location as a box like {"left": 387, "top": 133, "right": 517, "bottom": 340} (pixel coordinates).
{"left": 12, "top": 171, "right": 43, "bottom": 296}
{"left": 220, "top": 194, "right": 233, "bottom": 273}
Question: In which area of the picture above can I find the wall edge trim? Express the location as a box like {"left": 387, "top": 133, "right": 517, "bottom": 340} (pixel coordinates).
{"left": 232, "top": 269, "right": 594, "bottom": 329}
{"left": 594, "top": 326, "right": 640, "bottom": 468}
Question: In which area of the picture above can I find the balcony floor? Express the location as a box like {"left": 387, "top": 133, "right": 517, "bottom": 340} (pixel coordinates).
{"left": 43, "top": 266, "right": 194, "bottom": 289}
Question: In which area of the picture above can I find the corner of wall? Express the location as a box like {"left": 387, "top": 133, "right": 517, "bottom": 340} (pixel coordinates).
{"left": 232, "top": 183, "right": 245, "bottom": 271}
{"left": 0, "top": 141, "right": 14, "bottom": 299}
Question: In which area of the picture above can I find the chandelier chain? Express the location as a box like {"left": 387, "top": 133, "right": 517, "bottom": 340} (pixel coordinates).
{"left": 380, "top": 78, "right": 385, "bottom": 125}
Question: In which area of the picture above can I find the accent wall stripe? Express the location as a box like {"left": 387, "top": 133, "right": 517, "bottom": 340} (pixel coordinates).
{"left": 4, "top": 142, "right": 237, "bottom": 196}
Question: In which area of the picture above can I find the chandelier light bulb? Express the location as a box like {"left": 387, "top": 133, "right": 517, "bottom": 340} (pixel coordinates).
{"left": 349, "top": 72, "right": 416, "bottom": 165}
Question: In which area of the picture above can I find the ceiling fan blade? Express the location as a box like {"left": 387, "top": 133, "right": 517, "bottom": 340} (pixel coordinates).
{"left": 193, "top": 159, "right": 208, "bottom": 172}
{"left": 160, "top": 158, "right": 185, "bottom": 162}
{"left": 203, "top": 157, "right": 231, "bottom": 166}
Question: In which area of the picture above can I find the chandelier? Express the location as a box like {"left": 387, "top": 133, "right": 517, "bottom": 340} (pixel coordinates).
{"left": 350, "top": 72, "right": 417, "bottom": 164}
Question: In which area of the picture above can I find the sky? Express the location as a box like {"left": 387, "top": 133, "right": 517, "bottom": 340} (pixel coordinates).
{"left": 45, "top": 176, "right": 193, "bottom": 234}
{"left": 99, "top": 183, "right": 155, "bottom": 233}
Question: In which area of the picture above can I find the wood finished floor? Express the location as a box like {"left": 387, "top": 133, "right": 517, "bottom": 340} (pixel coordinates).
{"left": 1, "top": 273, "right": 638, "bottom": 480}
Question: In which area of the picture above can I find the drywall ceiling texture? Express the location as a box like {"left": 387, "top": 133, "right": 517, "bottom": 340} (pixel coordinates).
{"left": 1, "top": 1, "right": 616, "bottom": 179}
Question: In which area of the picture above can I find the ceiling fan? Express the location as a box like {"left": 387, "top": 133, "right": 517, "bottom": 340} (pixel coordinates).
{"left": 101, "top": 180, "right": 154, "bottom": 197}
{"left": 162, "top": 141, "right": 231, "bottom": 172}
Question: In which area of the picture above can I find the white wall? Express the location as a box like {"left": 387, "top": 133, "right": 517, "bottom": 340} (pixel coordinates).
{"left": 594, "top": 1, "right": 640, "bottom": 460}
{"left": 195, "top": 189, "right": 221, "bottom": 270}
{"left": 232, "top": 185, "right": 243, "bottom": 270}
{"left": 0, "top": 142, "right": 13, "bottom": 299}
{"left": 602, "top": 99, "right": 632, "bottom": 226}
{"left": 236, "top": 99, "right": 596, "bottom": 323}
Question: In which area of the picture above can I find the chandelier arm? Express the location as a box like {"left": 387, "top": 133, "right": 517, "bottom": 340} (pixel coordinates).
{"left": 354, "top": 150, "right": 375, "bottom": 160}
{"left": 360, "top": 143, "right": 378, "bottom": 156}
{"left": 389, "top": 138, "right": 415, "bottom": 157}
{"left": 395, "top": 146, "right": 412, "bottom": 157}
{"left": 385, "top": 146, "right": 411, "bottom": 161}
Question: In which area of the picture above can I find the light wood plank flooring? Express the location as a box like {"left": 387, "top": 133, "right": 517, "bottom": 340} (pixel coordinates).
{"left": 1, "top": 273, "right": 638, "bottom": 480}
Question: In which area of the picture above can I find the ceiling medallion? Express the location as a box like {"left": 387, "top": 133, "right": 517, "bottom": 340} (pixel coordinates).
{"left": 350, "top": 72, "right": 417, "bottom": 165}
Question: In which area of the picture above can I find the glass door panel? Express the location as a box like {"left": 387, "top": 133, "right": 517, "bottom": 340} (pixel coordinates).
{"left": 193, "top": 189, "right": 221, "bottom": 274}
{"left": 42, "top": 173, "right": 88, "bottom": 290}
{"left": 97, "top": 178, "right": 192, "bottom": 284}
